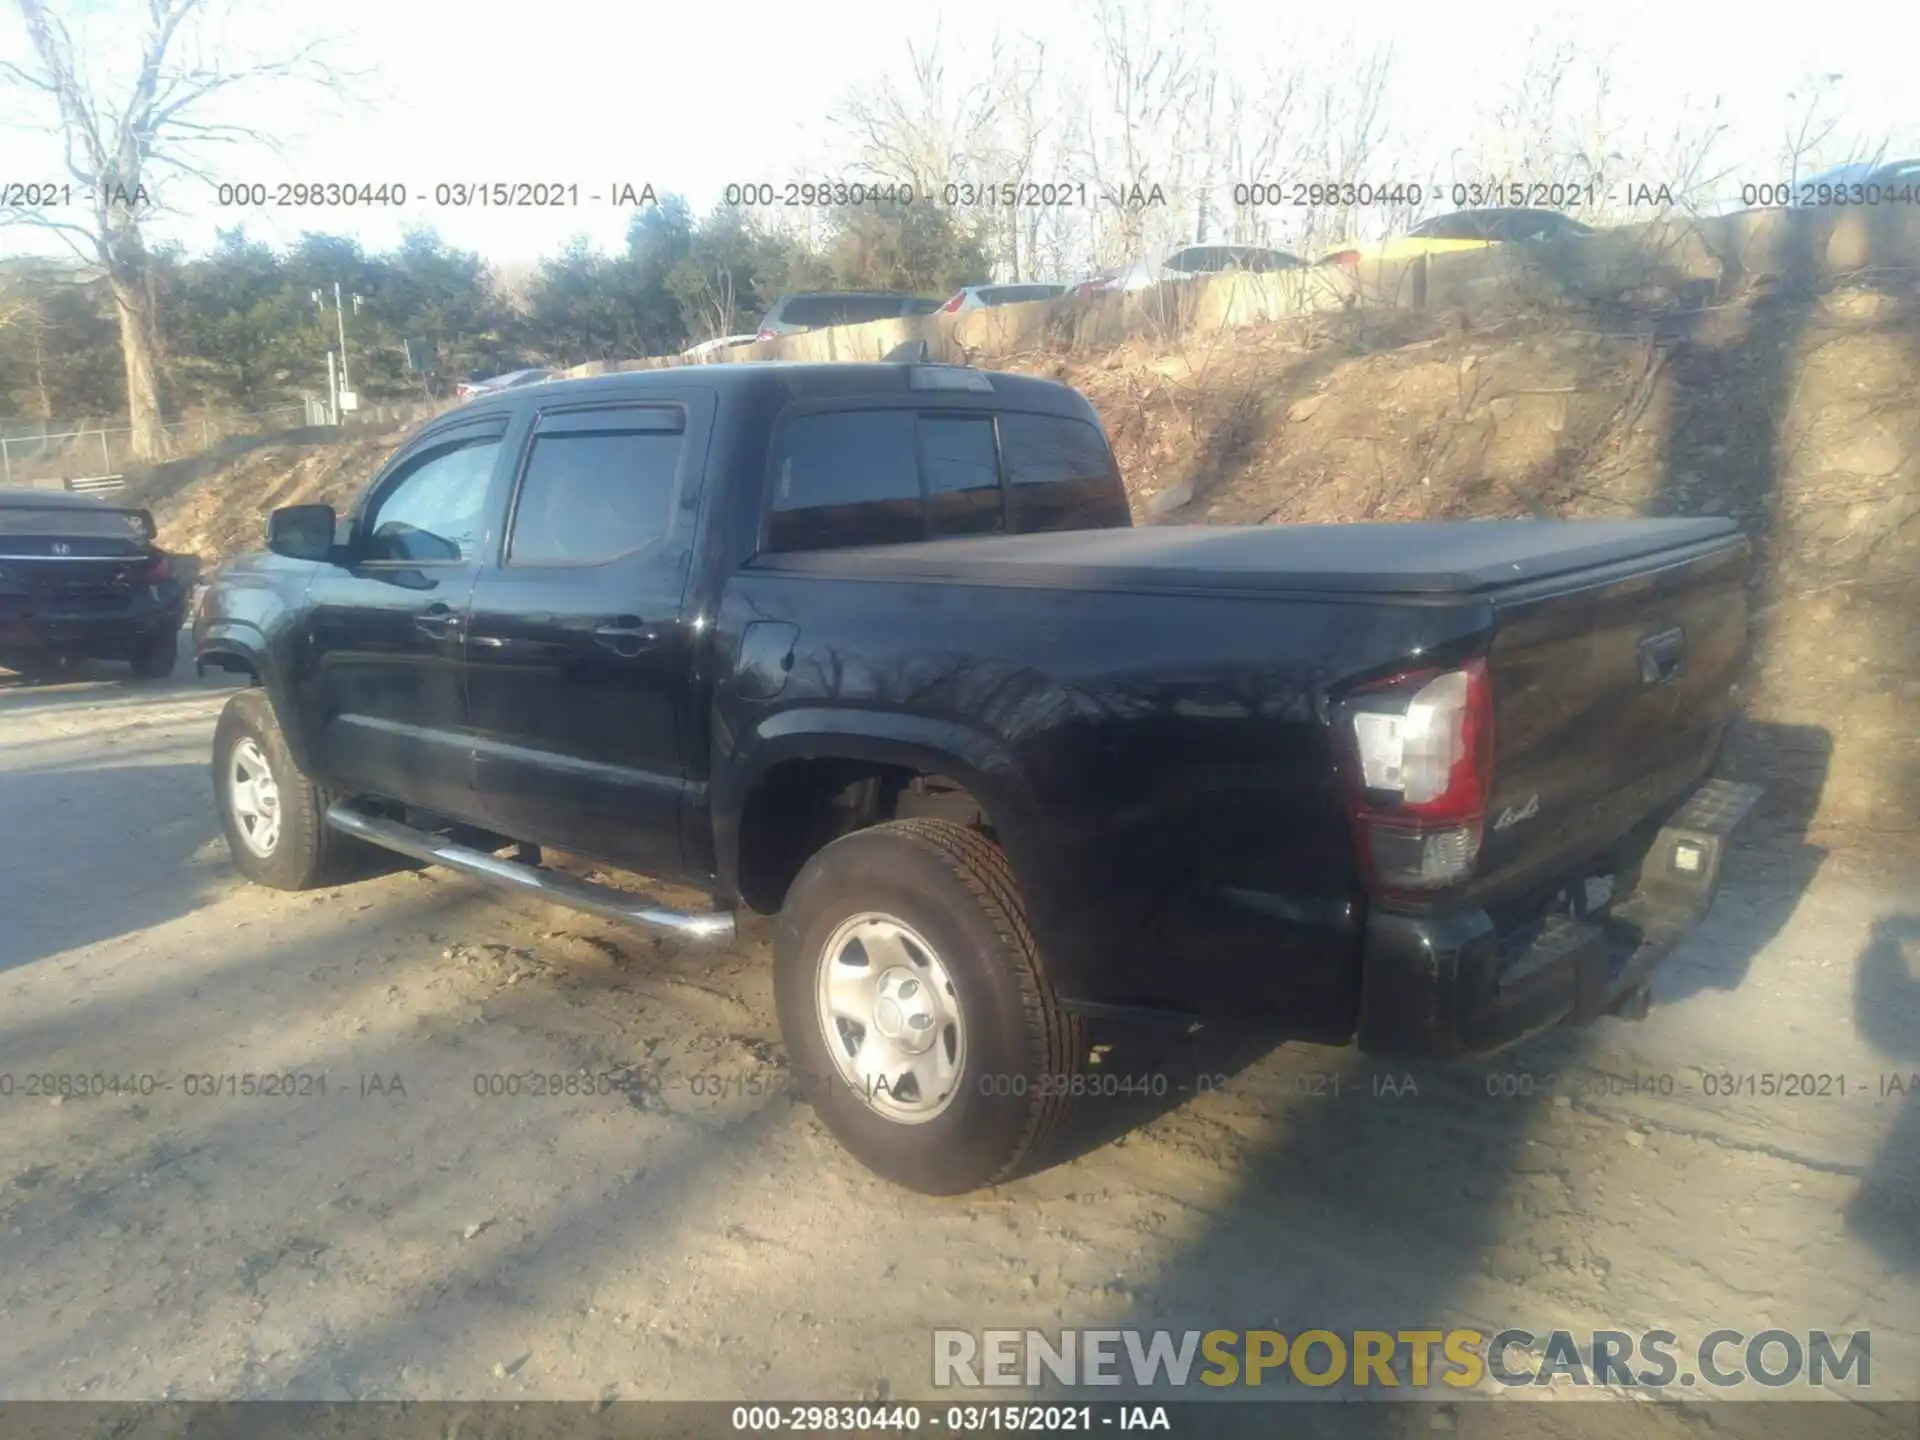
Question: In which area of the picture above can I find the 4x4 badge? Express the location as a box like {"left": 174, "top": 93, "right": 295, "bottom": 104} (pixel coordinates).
{"left": 1493, "top": 794, "right": 1541, "bottom": 830}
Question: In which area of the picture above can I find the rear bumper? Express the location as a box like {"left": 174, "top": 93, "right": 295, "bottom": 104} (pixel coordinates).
{"left": 0, "top": 585, "right": 185, "bottom": 657}
{"left": 1356, "top": 778, "right": 1763, "bottom": 1059}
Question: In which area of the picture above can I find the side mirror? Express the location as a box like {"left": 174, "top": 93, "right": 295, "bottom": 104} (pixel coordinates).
{"left": 267, "top": 504, "right": 338, "bottom": 562}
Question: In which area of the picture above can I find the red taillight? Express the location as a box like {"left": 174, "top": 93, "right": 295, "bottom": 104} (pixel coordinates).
{"left": 755, "top": 329, "right": 776, "bottom": 342}
{"left": 940, "top": 294, "right": 964, "bottom": 313}
{"left": 1325, "top": 249, "right": 1361, "bottom": 269}
{"left": 1335, "top": 657, "right": 1494, "bottom": 893}
{"left": 139, "top": 554, "right": 172, "bottom": 584}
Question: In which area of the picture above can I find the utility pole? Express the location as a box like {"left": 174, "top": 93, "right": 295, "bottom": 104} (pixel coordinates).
{"left": 314, "top": 284, "right": 365, "bottom": 411}
{"left": 333, "top": 281, "right": 351, "bottom": 394}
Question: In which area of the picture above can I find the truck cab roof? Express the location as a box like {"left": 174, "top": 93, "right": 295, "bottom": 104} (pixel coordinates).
{"left": 453, "top": 361, "right": 1099, "bottom": 423}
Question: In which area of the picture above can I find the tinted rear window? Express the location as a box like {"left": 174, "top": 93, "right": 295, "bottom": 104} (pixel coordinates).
{"left": 1001, "top": 413, "right": 1129, "bottom": 532}
{"left": 765, "top": 406, "right": 1127, "bottom": 553}
{"left": 920, "top": 415, "right": 1003, "bottom": 539}
{"left": 0, "top": 507, "right": 150, "bottom": 539}
{"left": 769, "top": 410, "right": 923, "bottom": 551}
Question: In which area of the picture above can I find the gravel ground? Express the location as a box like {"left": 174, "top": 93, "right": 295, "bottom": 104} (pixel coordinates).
{"left": 0, "top": 653, "right": 1915, "bottom": 1428}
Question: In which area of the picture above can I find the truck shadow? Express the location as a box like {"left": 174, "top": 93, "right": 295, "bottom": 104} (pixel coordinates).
{"left": 1013, "top": 823, "right": 1829, "bottom": 1430}
{"left": 1847, "top": 913, "right": 1920, "bottom": 1272}
{"left": 1657, "top": 718, "right": 1830, "bottom": 1005}
{"left": 0, "top": 759, "right": 223, "bottom": 975}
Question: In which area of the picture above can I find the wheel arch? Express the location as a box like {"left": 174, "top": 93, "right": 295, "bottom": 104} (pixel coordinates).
{"left": 197, "top": 622, "right": 321, "bottom": 774}
{"left": 716, "top": 708, "right": 1044, "bottom": 917}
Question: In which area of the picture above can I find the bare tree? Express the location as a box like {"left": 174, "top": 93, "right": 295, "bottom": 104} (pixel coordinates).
{"left": 1219, "top": 67, "right": 1305, "bottom": 247}
{"left": 0, "top": 0, "right": 339, "bottom": 460}
{"left": 830, "top": 26, "right": 1007, "bottom": 199}
{"left": 1081, "top": 0, "right": 1216, "bottom": 263}
{"left": 1779, "top": 72, "right": 1865, "bottom": 182}
{"left": 1297, "top": 40, "right": 1397, "bottom": 254}
{"left": 989, "top": 38, "right": 1051, "bottom": 281}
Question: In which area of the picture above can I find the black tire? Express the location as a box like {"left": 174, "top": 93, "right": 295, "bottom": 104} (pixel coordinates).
{"left": 211, "top": 688, "right": 352, "bottom": 890}
{"left": 129, "top": 627, "right": 179, "bottom": 680}
{"left": 773, "top": 818, "right": 1084, "bottom": 1195}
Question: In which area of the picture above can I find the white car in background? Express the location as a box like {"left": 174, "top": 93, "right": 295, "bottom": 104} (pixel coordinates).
{"left": 935, "top": 283, "right": 1069, "bottom": 313}
{"left": 453, "top": 367, "right": 555, "bottom": 401}
{"left": 679, "top": 335, "right": 760, "bottom": 361}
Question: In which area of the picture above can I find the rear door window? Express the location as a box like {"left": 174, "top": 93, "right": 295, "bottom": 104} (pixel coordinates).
{"left": 507, "top": 407, "right": 685, "bottom": 566}
{"left": 1000, "top": 412, "right": 1130, "bottom": 533}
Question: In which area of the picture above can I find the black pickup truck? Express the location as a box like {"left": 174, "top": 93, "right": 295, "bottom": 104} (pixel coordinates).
{"left": 194, "top": 361, "right": 1759, "bottom": 1193}
{"left": 1, "top": 488, "right": 186, "bottom": 681}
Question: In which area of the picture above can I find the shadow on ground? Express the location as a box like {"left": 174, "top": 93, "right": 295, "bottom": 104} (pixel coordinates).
{"left": 1849, "top": 913, "right": 1920, "bottom": 1272}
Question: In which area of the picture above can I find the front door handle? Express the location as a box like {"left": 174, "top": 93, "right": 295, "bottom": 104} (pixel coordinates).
{"left": 415, "top": 604, "right": 461, "bottom": 639}
{"left": 593, "top": 615, "right": 658, "bottom": 655}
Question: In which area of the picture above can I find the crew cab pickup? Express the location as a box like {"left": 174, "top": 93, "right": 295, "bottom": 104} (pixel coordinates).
{"left": 1, "top": 488, "right": 185, "bottom": 682}
{"left": 194, "top": 361, "right": 1759, "bottom": 1193}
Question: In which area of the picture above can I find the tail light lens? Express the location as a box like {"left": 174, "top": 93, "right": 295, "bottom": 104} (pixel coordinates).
{"left": 755, "top": 329, "right": 776, "bottom": 341}
{"left": 138, "top": 553, "right": 172, "bottom": 584}
{"left": 1325, "top": 249, "right": 1361, "bottom": 270}
{"left": 1336, "top": 657, "right": 1494, "bottom": 893}
{"left": 940, "top": 294, "right": 965, "bottom": 313}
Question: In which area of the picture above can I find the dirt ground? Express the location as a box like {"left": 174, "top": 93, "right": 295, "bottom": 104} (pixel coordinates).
{"left": 0, "top": 650, "right": 1915, "bottom": 1426}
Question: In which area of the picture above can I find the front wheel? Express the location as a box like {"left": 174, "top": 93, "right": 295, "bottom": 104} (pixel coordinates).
{"left": 211, "top": 689, "right": 352, "bottom": 890}
{"left": 773, "top": 819, "right": 1084, "bottom": 1195}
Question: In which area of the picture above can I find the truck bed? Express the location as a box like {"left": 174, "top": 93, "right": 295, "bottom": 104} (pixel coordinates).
{"left": 752, "top": 517, "right": 1744, "bottom": 597}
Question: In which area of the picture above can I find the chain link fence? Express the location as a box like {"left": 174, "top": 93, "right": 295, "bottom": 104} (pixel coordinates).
{"left": 0, "top": 397, "right": 460, "bottom": 495}
{"left": 0, "top": 407, "right": 311, "bottom": 494}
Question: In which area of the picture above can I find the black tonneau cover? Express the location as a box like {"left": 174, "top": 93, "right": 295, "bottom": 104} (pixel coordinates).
{"left": 754, "top": 518, "right": 1745, "bottom": 597}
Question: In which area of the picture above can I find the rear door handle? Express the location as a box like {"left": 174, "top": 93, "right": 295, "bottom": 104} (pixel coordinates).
{"left": 414, "top": 604, "right": 461, "bottom": 638}
{"left": 593, "top": 615, "right": 658, "bottom": 654}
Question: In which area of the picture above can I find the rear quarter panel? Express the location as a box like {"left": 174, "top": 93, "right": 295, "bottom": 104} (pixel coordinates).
{"left": 710, "top": 568, "right": 1493, "bottom": 1031}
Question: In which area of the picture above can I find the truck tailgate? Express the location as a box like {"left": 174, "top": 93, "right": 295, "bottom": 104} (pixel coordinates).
{"left": 1473, "top": 529, "right": 1750, "bottom": 903}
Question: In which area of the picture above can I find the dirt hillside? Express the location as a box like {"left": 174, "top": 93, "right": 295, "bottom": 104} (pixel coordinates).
{"left": 142, "top": 285, "right": 1920, "bottom": 846}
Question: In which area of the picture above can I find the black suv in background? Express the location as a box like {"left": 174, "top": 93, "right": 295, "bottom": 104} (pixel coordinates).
{"left": 755, "top": 291, "right": 945, "bottom": 339}
{"left": 0, "top": 488, "right": 186, "bottom": 681}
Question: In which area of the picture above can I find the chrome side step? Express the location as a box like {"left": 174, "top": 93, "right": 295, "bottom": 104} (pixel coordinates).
{"left": 325, "top": 805, "right": 736, "bottom": 940}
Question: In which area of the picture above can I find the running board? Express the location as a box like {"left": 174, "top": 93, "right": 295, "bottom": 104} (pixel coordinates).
{"left": 325, "top": 805, "right": 736, "bottom": 940}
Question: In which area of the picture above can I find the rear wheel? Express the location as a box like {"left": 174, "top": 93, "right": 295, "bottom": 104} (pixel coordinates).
{"left": 129, "top": 627, "right": 179, "bottom": 680}
{"left": 773, "top": 819, "right": 1084, "bottom": 1195}
{"left": 212, "top": 689, "right": 353, "bottom": 890}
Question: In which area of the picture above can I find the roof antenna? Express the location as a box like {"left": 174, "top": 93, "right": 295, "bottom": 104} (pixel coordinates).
{"left": 883, "top": 339, "right": 932, "bottom": 363}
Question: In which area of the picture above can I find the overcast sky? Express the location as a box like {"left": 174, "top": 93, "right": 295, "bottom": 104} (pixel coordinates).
{"left": 3, "top": 0, "right": 1917, "bottom": 266}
